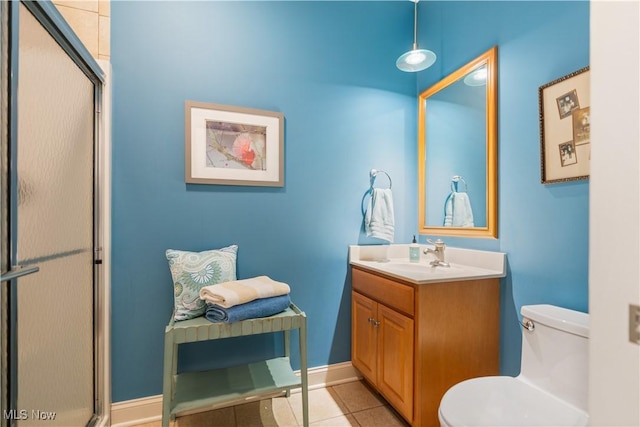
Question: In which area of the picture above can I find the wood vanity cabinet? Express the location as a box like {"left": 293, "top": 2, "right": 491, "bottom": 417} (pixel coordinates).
{"left": 351, "top": 267, "right": 500, "bottom": 427}
{"left": 352, "top": 291, "right": 414, "bottom": 420}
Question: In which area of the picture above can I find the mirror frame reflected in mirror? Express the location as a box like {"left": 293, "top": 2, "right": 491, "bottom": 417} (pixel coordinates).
{"left": 418, "top": 46, "right": 498, "bottom": 238}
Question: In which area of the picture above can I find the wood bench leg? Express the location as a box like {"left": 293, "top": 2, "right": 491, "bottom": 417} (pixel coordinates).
{"left": 299, "top": 316, "right": 309, "bottom": 427}
{"left": 284, "top": 329, "right": 291, "bottom": 398}
{"left": 162, "top": 332, "right": 177, "bottom": 427}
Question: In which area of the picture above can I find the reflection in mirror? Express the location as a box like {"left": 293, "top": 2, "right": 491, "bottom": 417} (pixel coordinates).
{"left": 418, "top": 46, "right": 497, "bottom": 238}
{"left": 425, "top": 76, "right": 487, "bottom": 228}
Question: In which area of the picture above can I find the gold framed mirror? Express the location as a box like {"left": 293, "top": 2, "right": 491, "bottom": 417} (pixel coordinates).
{"left": 418, "top": 46, "right": 498, "bottom": 238}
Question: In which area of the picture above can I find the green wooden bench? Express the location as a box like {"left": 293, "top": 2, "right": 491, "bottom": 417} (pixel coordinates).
{"left": 162, "top": 303, "right": 308, "bottom": 426}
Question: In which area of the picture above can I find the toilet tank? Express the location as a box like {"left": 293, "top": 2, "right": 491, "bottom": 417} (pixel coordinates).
{"left": 518, "top": 304, "right": 589, "bottom": 413}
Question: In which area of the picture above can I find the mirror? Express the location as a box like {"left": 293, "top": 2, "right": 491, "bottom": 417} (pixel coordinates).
{"left": 418, "top": 46, "right": 498, "bottom": 238}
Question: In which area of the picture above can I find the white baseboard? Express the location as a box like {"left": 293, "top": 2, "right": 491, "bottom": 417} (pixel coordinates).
{"left": 110, "top": 361, "right": 361, "bottom": 427}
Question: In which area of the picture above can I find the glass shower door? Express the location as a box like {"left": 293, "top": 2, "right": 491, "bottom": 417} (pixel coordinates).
{"left": 9, "top": 3, "right": 96, "bottom": 426}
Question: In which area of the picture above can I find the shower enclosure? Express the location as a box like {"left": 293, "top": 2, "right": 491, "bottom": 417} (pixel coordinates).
{"left": 1, "top": 2, "right": 108, "bottom": 426}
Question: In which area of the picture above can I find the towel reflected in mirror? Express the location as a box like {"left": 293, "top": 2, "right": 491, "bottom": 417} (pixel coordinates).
{"left": 444, "top": 191, "right": 474, "bottom": 227}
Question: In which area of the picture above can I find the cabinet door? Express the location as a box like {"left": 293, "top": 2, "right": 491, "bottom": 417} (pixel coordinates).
{"left": 352, "top": 292, "right": 377, "bottom": 383}
{"left": 377, "top": 303, "right": 414, "bottom": 423}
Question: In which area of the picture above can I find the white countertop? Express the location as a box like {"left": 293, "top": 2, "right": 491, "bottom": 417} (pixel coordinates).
{"left": 349, "top": 244, "right": 506, "bottom": 285}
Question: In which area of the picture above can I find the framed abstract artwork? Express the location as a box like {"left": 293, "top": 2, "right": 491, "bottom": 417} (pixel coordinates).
{"left": 185, "top": 101, "right": 284, "bottom": 186}
{"left": 539, "top": 66, "right": 590, "bottom": 184}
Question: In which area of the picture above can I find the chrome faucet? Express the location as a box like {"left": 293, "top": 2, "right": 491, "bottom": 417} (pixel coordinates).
{"left": 423, "top": 238, "right": 450, "bottom": 267}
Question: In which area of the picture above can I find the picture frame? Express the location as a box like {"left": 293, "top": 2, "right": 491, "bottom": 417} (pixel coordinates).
{"left": 539, "top": 66, "right": 590, "bottom": 184}
{"left": 185, "top": 101, "right": 284, "bottom": 186}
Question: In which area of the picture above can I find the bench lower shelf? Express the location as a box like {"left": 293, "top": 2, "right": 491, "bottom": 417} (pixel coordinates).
{"left": 170, "top": 357, "right": 300, "bottom": 416}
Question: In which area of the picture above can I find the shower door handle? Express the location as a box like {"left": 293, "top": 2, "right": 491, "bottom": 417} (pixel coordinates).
{"left": 0, "top": 265, "right": 40, "bottom": 282}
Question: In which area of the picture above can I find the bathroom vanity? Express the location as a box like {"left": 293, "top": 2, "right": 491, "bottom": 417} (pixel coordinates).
{"left": 349, "top": 244, "right": 506, "bottom": 426}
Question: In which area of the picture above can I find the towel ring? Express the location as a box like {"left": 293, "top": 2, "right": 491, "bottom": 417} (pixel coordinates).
{"left": 370, "top": 169, "right": 392, "bottom": 190}
{"left": 450, "top": 175, "right": 468, "bottom": 193}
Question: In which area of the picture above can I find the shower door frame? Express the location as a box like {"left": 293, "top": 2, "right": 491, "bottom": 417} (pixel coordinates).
{"left": 0, "top": 1, "right": 110, "bottom": 426}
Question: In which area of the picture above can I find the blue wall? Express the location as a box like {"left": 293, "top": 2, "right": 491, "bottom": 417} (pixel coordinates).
{"left": 110, "top": 1, "right": 417, "bottom": 402}
{"left": 418, "top": 1, "right": 590, "bottom": 375}
{"left": 110, "top": 0, "right": 589, "bottom": 402}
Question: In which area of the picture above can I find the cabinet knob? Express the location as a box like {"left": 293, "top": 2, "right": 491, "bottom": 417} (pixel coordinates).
{"left": 367, "top": 317, "right": 380, "bottom": 327}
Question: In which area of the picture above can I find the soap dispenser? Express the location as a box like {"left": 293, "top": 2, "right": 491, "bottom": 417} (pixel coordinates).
{"left": 409, "top": 235, "right": 420, "bottom": 263}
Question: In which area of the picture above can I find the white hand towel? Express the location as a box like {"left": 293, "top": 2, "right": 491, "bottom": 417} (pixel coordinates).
{"left": 199, "top": 276, "right": 290, "bottom": 308}
{"left": 444, "top": 192, "right": 474, "bottom": 227}
{"left": 364, "top": 188, "right": 395, "bottom": 242}
{"left": 444, "top": 193, "right": 454, "bottom": 226}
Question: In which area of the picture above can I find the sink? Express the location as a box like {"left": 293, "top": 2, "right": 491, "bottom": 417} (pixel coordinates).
{"left": 348, "top": 244, "right": 506, "bottom": 285}
{"left": 353, "top": 259, "right": 473, "bottom": 283}
{"left": 380, "top": 261, "right": 462, "bottom": 275}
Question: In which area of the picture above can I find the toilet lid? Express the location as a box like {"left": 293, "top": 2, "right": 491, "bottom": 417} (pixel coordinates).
{"left": 439, "top": 376, "right": 588, "bottom": 427}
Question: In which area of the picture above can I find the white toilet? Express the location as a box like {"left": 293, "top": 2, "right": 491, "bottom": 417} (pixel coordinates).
{"left": 438, "top": 304, "right": 589, "bottom": 426}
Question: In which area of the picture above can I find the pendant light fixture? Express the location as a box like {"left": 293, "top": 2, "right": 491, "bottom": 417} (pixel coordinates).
{"left": 396, "top": 0, "right": 436, "bottom": 72}
{"left": 464, "top": 65, "right": 488, "bottom": 86}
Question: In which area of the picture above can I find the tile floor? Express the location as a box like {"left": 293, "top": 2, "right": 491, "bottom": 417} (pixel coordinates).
{"left": 135, "top": 380, "right": 409, "bottom": 427}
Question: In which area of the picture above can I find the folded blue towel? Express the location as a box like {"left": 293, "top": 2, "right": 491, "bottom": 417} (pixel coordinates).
{"left": 205, "top": 294, "right": 291, "bottom": 323}
{"left": 364, "top": 188, "right": 395, "bottom": 242}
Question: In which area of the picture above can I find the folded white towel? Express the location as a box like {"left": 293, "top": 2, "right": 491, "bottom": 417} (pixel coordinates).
{"left": 364, "top": 188, "right": 395, "bottom": 243}
{"left": 444, "top": 192, "right": 474, "bottom": 227}
{"left": 199, "top": 276, "right": 290, "bottom": 308}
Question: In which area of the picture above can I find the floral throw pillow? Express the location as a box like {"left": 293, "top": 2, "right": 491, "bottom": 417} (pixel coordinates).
{"left": 166, "top": 245, "right": 238, "bottom": 321}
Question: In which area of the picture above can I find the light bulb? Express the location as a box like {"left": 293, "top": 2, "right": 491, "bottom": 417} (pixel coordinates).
{"left": 472, "top": 68, "right": 487, "bottom": 81}
{"left": 463, "top": 66, "right": 488, "bottom": 86}
{"left": 406, "top": 51, "right": 427, "bottom": 65}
